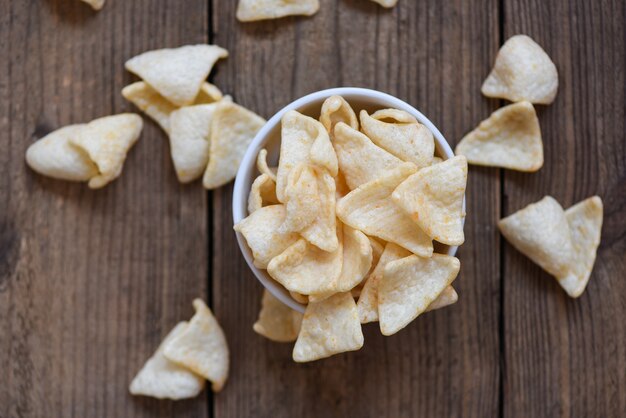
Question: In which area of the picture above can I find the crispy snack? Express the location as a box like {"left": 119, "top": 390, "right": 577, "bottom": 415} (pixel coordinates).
{"left": 122, "top": 81, "right": 223, "bottom": 134}
{"left": 425, "top": 286, "right": 458, "bottom": 312}
{"left": 203, "top": 102, "right": 266, "bottom": 189}
{"left": 482, "top": 35, "right": 558, "bottom": 104}
{"left": 299, "top": 170, "right": 338, "bottom": 252}
{"left": 290, "top": 291, "right": 309, "bottom": 304}
{"left": 308, "top": 224, "right": 373, "bottom": 302}
{"left": 125, "top": 45, "right": 228, "bottom": 107}
{"left": 276, "top": 110, "right": 338, "bottom": 201}
{"left": 293, "top": 292, "right": 364, "bottom": 362}
{"left": 320, "top": 95, "right": 359, "bottom": 134}
{"left": 455, "top": 101, "right": 543, "bottom": 172}
{"left": 129, "top": 323, "right": 205, "bottom": 399}
{"left": 267, "top": 235, "right": 343, "bottom": 296}
{"left": 256, "top": 148, "right": 277, "bottom": 182}
{"left": 357, "top": 242, "right": 411, "bottom": 323}
{"left": 392, "top": 155, "right": 467, "bottom": 245}
{"left": 279, "top": 164, "right": 338, "bottom": 252}
{"left": 26, "top": 125, "right": 98, "bottom": 182}
{"left": 368, "top": 236, "right": 384, "bottom": 273}
{"left": 234, "top": 205, "right": 300, "bottom": 269}
{"left": 378, "top": 254, "right": 460, "bottom": 336}
{"left": 163, "top": 299, "right": 229, "bottom": 392}
{"left": 169, "top": 102, "right": 224, "bottom": 183}
{"left": 236, "top": 0, "right": 320, "bottom": 22}
{"left": 70, "top": 114, "right": 143, "bottom": 189}
{"left": 360, "top": 109, "right": 434, "bottom": 169}
{"left": 560, "top": 197, "right": 603, "bottom": 297}
{"left": 333, "top": 122, "right": 404, "bottom": 190}
{"left": 254, "top": 290, "right": 303, "bottom": 342}
{"left": 498, "top": 196, "right": 573, "bottom": 279}
{"left": 280, "top": 164, "right": 321, "bottom": 233}
{"left": 336, "top": 164, "right": 433, "bottom": 257}
{"left": 370, "top": 0, "right": 398, "bottom": 7}
{"left": 248, "top": 173, "right": 279, "bottom": 213}
{"left": 359, "top": 243, "right": 458, "bottom": 323}
{"left": 80, "top": 0, "right": 104, "bottom": 10}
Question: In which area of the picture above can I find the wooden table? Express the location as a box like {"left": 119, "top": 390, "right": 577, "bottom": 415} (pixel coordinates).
{"left": 1, "top": 0, "right": 624, "bottom": 417}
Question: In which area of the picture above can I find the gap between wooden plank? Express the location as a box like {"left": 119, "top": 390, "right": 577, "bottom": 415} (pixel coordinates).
{"left": 497, "top": 1, "right": 506, "bottom": 418}
{"left": 207, "top": 1, "right": 215, "bottom": 417}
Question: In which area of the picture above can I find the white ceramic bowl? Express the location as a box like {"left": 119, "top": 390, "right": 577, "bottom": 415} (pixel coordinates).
{"left": 233, "top": 87, "right": 461, "bottom": 313}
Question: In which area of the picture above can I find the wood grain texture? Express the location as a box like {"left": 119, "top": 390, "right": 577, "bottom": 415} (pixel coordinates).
{"left": 0, "top": 1, "right": 209, "bottom": 416}
{"left": 2, "top": 0, "right": 624, "bottom": 417}
{"left": 501, "top": 0, "right": 626, "bottom": 417}
{"left": 211, "top": 1, "right": 501, "bottom": 417}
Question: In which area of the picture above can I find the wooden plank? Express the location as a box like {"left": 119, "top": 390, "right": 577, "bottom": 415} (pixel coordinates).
{"left": 211, "top": 1, "right": 501, "bottom": 416}
{"left": 0, "top": 1, "right": 209, "bottom": 416}
{"left": 502, "top": 0, "right": 626, "bottom": 416}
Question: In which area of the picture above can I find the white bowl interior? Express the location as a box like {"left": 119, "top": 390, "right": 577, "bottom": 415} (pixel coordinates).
{"left": 233, "top": 88, "right": 461, "bottom": 313}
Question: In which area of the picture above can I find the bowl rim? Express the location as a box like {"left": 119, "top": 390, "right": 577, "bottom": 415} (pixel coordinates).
{"left": 233, "top": 87, "right": 463, "bottom": 313}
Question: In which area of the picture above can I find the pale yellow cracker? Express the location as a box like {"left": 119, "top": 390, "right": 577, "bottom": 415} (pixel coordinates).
{"left": 129, "top": 322, "right": 205, "bottom": 400}
{"left": 267, "top": 235, "right": 342, "bottom": 296}
{"left": 370, "top": 0, "right": 398, "bottom": 7}
{"left": 248, "top": 173, "right": 279, "bottom": 213}
{"left": 498, "top": 196, "right": 573, "bottom": 279}
{"left": 25, "top": 125, "right": 98, "bottom": 182}
{"left": 336, "top": 163, "right": 433, "bottom": 257}
{"left": 280, "top": 164, "right": 321, "bottom": 233}
{"left": 320, "top": 95, "right": 358, "bottom": 134}
{"left": 253, "top": 290, "right": 303, "bottom": 342}
{"left": 290, "top": 291, "right": 309, "bottom": 304}
{"left": 70, "top": 113, "right": 143, "bottom": 189}
{"left": 298, "top": 169, "right": 338, "bottom": 252}
{"left": 392, "top": 155, "right": 467, "bottom": 245}
{"left": 308, "top": 224, "right": 373, "bottom": 302}
{"left": 425, "top": 286, "right": 458, "bottom": 312}
{"left": 560, "top": 196, "right": 603, "bottom": 297}
{"left": 482, "top": 35, "right": 558, "bottom": 104}
{"left": 333, "top": 122, "right": 404, "bottom": 190}
{"left": 293, "top": 292, "right": 364, "bottom": 362}
{"left": 80, "top": 0, "right": 104, "bottom": 10}
{"left": 357, "top": 242, "right": 411, "bottom": 324}
{"left": 234, "top": 205, "right": 300, "bottom": 269}
{"left": 203, "top": 102, "right": 266, "bottom": 189}
{"left": 455, "top": 101, "right": 543, "bottom": 172}
{"left": 122, "top": 81, "right": 223, "bottom": 134}
{"left": 125, "top": 45, "right": 228, "bottom": 107}
{"left": 276, "top": 110, "right": 338, "bottom": 201}
{"left": 236, "top": 0, "right": 320, "bottom": 22}
{"left": 169, "top": 103, "right": 220, "bottom": 183}
{"left": 248, "top": 174, "right": 278, "bottom": 213}
{"left": 163, "top": 299, "right": 229, "bottom": 392}
{"left": 360, "top": 109, "right": 434, "bottom": 169}
{"left": 378, "top": 254, "right": 460, "bottom": 335}
{"left": 256, "top": 148, "right": 277, "bottom": 182}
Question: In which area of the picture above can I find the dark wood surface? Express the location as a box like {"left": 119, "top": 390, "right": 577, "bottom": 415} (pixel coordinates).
{"left": 501, "top": 1, "right": 626, "bottom": 417}
{"left": 0, "top": 0, "right": 624, "bottom": 417}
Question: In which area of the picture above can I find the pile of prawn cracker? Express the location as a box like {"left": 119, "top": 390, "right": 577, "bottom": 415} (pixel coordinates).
{"left": 456, "top": 34, "right": 603, "bottom": 296}
{"left": 123, "top": 44, "right": 265, "bottom": 189}
{"left": 129, "top": 299, "right": 230, "bottom": 399}
{"left": 26, "top": 44, "right": 266, "bottom": 190}
{"left": 237, "top": 95, "right": 467, "bottom": 362}
{"left": 236, "top": 0, "right": 398, "bottom": 22}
